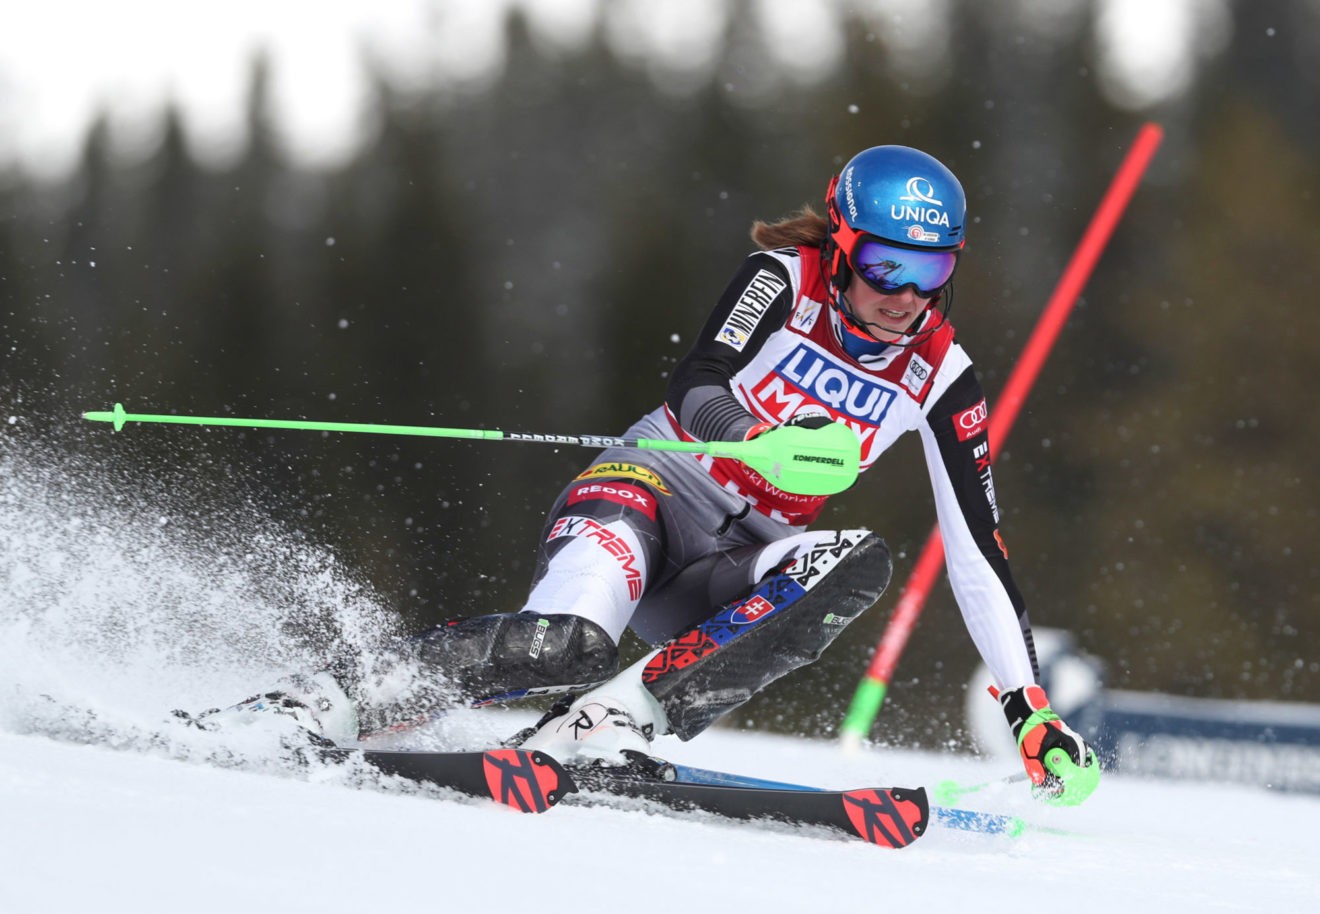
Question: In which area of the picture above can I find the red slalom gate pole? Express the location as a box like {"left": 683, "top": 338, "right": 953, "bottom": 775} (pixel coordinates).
{"left": 839, "top": 123, "right": 1164, "bottom": 747}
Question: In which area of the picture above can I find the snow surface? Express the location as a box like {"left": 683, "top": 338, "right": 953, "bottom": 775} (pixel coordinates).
{"left": 3, "top": 440, "right": 1318, "bottom": 913}
{"left": 3, "top": 719, "right": 1318, "bottom": 913}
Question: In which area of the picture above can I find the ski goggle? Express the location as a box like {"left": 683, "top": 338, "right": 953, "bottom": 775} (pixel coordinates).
{"left": 849, "top": 236, "right": 959, "bottom": 299}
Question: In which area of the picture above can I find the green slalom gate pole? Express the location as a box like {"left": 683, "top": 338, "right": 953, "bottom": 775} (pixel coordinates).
{"left": 83, "top": 402, "right": 861, "bottom": 498}
{"left": 838, "top": 121, "right": 1165, "bottom": 750}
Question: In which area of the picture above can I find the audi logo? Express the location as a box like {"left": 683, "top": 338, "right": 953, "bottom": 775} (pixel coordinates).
{"left": 959, "top": 402, "right": 988, "bottom": 429}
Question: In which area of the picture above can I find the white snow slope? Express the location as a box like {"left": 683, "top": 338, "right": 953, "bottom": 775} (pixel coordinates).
{"left": 3, "top": 443, "right": 1318, "bottom": 914}
{"left": 3, "top": 719, "right": 1318, "bottom": 914}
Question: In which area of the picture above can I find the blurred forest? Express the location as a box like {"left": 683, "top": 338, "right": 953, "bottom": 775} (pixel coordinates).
{"left": 2, "top": 0, "right": 1318, "bottom": 745}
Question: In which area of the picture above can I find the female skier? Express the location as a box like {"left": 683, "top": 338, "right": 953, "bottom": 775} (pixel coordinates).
{"left": 214, "top": 145, "right": 1100, "bottom": 804}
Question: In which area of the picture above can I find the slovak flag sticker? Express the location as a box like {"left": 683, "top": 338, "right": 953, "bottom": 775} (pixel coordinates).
{"left": 730, "top": 594, "right": 778, "bottom": 625}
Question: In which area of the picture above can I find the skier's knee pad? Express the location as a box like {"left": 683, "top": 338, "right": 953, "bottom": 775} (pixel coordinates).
{"left": 416, "top": 612, "right": 619, "bottom": 703}
{"left": 643, "top": 530, "right": 891, "bottom": 739}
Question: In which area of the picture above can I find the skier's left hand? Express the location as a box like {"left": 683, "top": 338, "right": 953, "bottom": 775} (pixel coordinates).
{"left": 991, "top": 684, "right": 1100, "bottom": 806}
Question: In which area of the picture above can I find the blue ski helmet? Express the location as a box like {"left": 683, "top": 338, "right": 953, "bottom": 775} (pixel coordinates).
{"left": 825, "top": 145, "right": 967, "bottom": 296}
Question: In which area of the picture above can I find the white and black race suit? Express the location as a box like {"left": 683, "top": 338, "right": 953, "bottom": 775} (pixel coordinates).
{"left": 525, "top": 245, "right": 1038, "bottom": 693}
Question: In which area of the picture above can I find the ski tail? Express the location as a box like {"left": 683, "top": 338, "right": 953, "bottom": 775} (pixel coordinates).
{"left": 671, "top": 760, "right": 1022, "bottom": 838}
{"left": 480, "top": 749, "right": 574, "bottom": 813}
{"left": 567, "top": 757, "right": 928, "bottom": 847}
{"left": 840, "top": 787, "right": 928, "bottom": 848}
{"left": 329, "top": 747, "right": 576, "bottom": 814}
{"left": 672, "top": 761, "right": 929, "bottom": 847}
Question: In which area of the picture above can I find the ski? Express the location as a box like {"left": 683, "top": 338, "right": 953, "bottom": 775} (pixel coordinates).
{"left": 931, "top": 804, "right": 1026, "bottom": 837}
{"left": 27, "top": 692, "right": 574, "bottom": 815}
{"left": 21, "top": 692, "right": 982, "bottom": 838}
{"left": 668, "top": 760, "right": 1026, "bottom": 837}
{"left": 564, "top": 755, "right": 928, "bottom": 848}
{"left": 318, "top": 747, "right": 573, "bottom": 813}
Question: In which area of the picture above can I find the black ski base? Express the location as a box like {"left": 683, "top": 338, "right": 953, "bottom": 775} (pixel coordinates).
{"left": 319, "top": 747, "right": 572, "bottom": 813}
{"left": 565, "top": 755, "right": 928, "bottom": 848}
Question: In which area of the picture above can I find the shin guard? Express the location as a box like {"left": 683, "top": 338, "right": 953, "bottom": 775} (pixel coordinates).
{"left": 641, "top": 530, "right": 891, "bottom": 740}
{"left": 351, "top": 613, "right": 620, "bottom": 735}
{"left": 416, "top": 612, "right": 619, "bottom": 705}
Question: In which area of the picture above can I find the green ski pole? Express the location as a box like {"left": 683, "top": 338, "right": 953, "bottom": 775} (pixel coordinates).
{"left": 83, "top": 402, "right": 861, "bottom": 497}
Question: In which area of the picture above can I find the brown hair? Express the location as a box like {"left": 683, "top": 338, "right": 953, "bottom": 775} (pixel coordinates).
{"left": 749, "top": 204, "right": 829, "bottom": 251}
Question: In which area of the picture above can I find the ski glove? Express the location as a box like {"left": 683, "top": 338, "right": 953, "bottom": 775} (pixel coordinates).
{"left": 991, "top": 684, "right": 1100, "bottom": 806}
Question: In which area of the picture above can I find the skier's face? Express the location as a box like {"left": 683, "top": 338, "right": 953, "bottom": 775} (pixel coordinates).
{"left": 843, "top": 283, "right": 930, "bottom": 342}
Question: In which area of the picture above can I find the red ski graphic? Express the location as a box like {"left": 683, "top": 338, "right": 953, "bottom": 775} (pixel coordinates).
{"left": 481, "top": 749, "right": 570, "bottom": 813}
{"left": 840, "top": 787, "right": 928, "bottom": 847}
{"left": 325, "top": 747, "right": 574, "bottom": 814}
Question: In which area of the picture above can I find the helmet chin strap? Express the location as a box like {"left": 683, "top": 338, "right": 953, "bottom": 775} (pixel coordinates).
{"left": 818, "top": 248, "right": 953, "bottom": 351}
{"left": 850, "top": 304, "right": 926, "bottom": 342}
{"left": 830, "top": 280, "right": 951, "bottom": 350}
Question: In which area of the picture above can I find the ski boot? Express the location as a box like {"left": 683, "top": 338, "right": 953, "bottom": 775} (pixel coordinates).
{"left": 515, "top": 693, "right": 655, "bottom": 767}
{"left": 176, "top": 671, "right": 359, "bottom": 748}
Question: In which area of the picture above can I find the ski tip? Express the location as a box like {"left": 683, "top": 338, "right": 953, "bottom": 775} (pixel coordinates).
{"left": 840, "top": 786, "right": 929, "bottom": 848}
{"left": 481, "top": 749, "right": 577, "bottom": 813}
{"left": 932, "top": 805, "right": 1027, "bottom": 838}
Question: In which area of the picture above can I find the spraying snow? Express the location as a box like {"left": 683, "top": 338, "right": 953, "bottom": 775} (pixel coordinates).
{"left": 0, "top": 432, "right": 400, "bottom": 735}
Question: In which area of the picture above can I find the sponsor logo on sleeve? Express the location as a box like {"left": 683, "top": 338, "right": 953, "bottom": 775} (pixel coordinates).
{"left": 973, "top": 440, "right": 1000, "bottom": 524}
{"left": 953, "top": 398, "right": 988, "bottom": 442}
{"left": 714, "top": 268, "right": 787, "bottom": 351}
